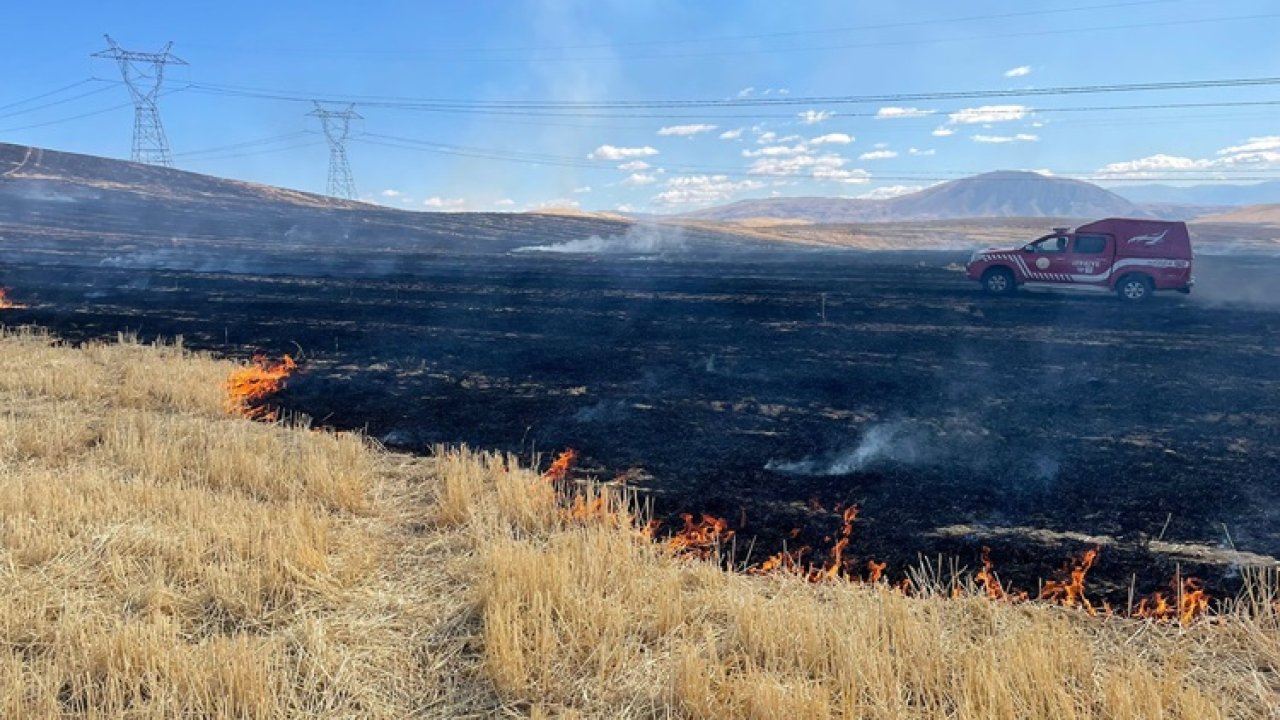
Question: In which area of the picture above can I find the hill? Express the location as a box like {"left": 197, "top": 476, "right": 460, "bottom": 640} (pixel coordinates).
{"left": 1114, "top": 181, "right": 1280, "bottom": 206}
{"left": 1195, "top": 203, "right": 1280, "bottom": 225}
{"left": 0, "top": 143, "right": 753, "bottom": 274}
{"left": 683, "top": 171, "right": 1156, "bottom": 223}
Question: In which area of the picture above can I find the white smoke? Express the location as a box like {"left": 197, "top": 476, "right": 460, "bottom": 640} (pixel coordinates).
{"left": 514, "top": 224, "right": 687, "bottom": 255}
{"left": 767, "top": 422, "right": 932, "bottom": 475}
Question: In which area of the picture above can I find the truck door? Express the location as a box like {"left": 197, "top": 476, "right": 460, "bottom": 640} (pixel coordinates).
{"left": 1022, "top": 234, "right": 1073, "bottom": 281}
{"left": 1066, "top": 233, "right": 1113, "bottom": 285}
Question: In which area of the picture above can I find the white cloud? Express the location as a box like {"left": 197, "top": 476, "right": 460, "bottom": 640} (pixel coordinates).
{"left": 873, "top": 142, "right": 889, "bottom": 149}
{"left": 810, "top": 133, "right": 853, "bottom": 145}
{"left": 858, "top": 149, "right": 899, "bottom": 160}
{"left": 573, "top": 185, "right": 592, "bottom": 194}
{"left": 1003, "top": 65, "right": 1032, "bottom": 78}
{"left": 742, "top": 144, "right": 809, "bottom": 158}
{"left": 527, "top": 198, "right": 581, "bottom": 210}
{"left": 653, "top": 175, "right": 765, "bottom": 206}
{"left": 657, "top": 123, "right": 718, "bottom": 137}
{"left": 423, "top": 196, "right": 465, "bottom": 210}
{"left": 737, "top": 87, "right": 755, "bottom": 98}
{"left": 616, "top": 203, "right": 636, "bottom": 213}
{"left": 972, "top": 133, "right": 1039, "bottom": 144}
{"left": 1095, "top": 136, "right": 1280, "bottom": 179}
{"left": 812, "top": 167, "right": 871, "bottom": 184}
{"left": 588, "top": 145, "right": 659, "bottom": 160}
{"left": 617, "top": 160, "right": 650, "bottom": 171}
{"left": 1216, "top": 135, "right": 1280, "bottom": 166}
{"left": 755, "top": 132, "right": 801, "bottom": 145}
{"left": 908, "top": 147, "right": 935, "bottom": 156}
{"left": 1096, "top": 154, "right": 1212, "bottom": 177}
{"left": 380, "top": 189, "right": 402, "bottom": 198}
{"left": 622, "top": 173, "right": 657, "bottom": 186}
{"left": 495, "top": 198, "right": 515, "bottom": 207}
{"left": 948, "top": 104, "right": 1030, "bottom": 124}
{"left": 932, "top": 126, "right": 955, "bottom": 137}
{"left": 858, "top": 185, "right": 925, "bottom": 199}
{"left": 747, "top": 153, "right": 864, "bottom": 184}
{"left": 798, "top": 109, "right": 835, "bottom": 125}
{"left": 875, "top": 106, "right": 935, "bottom": 119}
{"left": 719, "top": 128, "right": 743, "bottom": 140}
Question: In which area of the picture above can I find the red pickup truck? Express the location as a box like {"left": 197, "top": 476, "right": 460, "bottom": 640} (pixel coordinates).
{"left": 966, "top": 218, "right": 1194, "bottom": 302}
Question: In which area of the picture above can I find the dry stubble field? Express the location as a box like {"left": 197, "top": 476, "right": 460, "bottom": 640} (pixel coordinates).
{"left": 1, "top": 329, "right": 1278, "bottom": 718}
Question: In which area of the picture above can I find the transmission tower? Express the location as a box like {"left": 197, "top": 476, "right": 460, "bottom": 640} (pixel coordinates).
{"left": 92, "top": 35, "right": 187, "bottom": 167}
{"left": 308, "top": 102, "right": 361, "bottom": 200}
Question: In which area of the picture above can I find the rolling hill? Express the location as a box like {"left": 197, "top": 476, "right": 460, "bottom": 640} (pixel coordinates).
{"left": 0, "top": 143, "right": 756, "bottom": 274}
{"left": 1193, "top": 204, "right": 1280, "bottom": 225}
{"left": 681, "top": 171, "right": 1218, "bottom": 223}
{"left": 1113, "top": 181, "right": 1280, "bottom": 206}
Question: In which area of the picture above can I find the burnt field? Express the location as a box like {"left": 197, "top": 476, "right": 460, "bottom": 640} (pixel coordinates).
{"left": 4, "top": 251, "right": 1280, "bottom": 600}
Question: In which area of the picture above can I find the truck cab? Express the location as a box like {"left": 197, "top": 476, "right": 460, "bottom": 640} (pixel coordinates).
{"left": 965, "top": 218, "right": 1194, "bottom": 302}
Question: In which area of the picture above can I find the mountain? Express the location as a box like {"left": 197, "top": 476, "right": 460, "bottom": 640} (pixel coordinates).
{"left": 885, "top": 171, "right": 1141, "bottom": 219}
{"left": 1194, "top": 204, "right": 1280, "bottom": 225}
{"left": 0, "top": 143, "right": 754, "bottom": 274}
{"left": 1111, "top": 181, "right": 1280, "bottom": 206}
{"left": 683, "top": 171, "right": 1152, "bottom": 223}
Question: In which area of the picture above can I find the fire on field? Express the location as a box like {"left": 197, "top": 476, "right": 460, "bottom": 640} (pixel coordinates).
{"left": 0, "top": 287, "right": 26, "bottom": 309}
{"left": 1, "top": 329, "right": 1278, "bottom": 717}
{"left": 531, "top": 448, "right": 1215, "bottom": 625}
{"left": 227, "top": 363, "right": 1220, "bottom": 627}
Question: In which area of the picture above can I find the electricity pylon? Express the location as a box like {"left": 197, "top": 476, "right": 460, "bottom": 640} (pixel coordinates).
{"left": 92, "top": 35, "right": 186, "bottom": 167}
{"left": 308, "top": 102, "right": 360, "bottom": 200}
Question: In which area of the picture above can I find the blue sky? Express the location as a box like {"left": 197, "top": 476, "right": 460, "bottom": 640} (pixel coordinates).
{"left": 3, "top": 0, "right": 1278, "bottom": 212}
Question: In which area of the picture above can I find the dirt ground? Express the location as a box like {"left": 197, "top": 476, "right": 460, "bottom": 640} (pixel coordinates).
{"left": 4, "top": 250, "right": 1279, "bottom": 601}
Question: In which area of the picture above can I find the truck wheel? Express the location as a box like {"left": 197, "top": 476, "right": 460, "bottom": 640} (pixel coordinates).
{"left": 1117, "top": 275, "right": 1152, "bottom": 303}
{"left": 981, "top": 268, "right": 1015, "bottom": 296}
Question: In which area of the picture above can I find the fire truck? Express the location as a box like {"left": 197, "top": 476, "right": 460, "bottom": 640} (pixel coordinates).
{"left": 965, "top": 218, "right": 1194, "bottom": 302}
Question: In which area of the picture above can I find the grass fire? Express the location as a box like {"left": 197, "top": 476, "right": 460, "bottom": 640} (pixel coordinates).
{"left": 0, "top": 287, "right": 26, "bottom": 310}
{"left": 224, "top": 353, "right": 297, "bottom": 420}
{"left": 2, "top": 327, "right": 1279, "bottom": 717}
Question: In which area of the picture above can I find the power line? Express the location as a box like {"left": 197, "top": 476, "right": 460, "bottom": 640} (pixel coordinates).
{"left": 0, "top": 78, "right": 99, "bottom": 113}
{"left": 183, "top": 75, "right": 1280, "bottom": 112}
{"left": 354, "top": 134, "right": 1278, "bottom": 183}
{"left": 0, "top": 83, "right": 120, "bottom": 121}
{"left": 177, "top": 140, "right": 326, "bottom": 163}
{"left": 184, "top": 0, "right": 1189, "bottom": 57}
{"left": 488, "top": 11, "right": 1280, "bottom": 63}
{"left": 171, "top": 131, "right": 313, "bottom": 158}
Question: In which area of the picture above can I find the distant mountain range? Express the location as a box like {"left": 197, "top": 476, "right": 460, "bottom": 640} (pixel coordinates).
{"left": 678, "top": 171, "right": 1273, "bottom": 224}
{"left": 1109, "top": 181, "right": 1280, "bottom": 206}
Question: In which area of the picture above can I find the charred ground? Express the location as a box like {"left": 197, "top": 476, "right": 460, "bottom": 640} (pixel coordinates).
{"left": 4, "top": 251, "right": 1279, "bottom": 601}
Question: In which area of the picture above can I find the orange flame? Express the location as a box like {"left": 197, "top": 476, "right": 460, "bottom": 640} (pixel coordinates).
{"left": 666, "top": 513, "right": 735, "bottom": 559}
{"left": 974, "top": 546, "right": 1006, "bottom": 601}
{"left": 1134, "top": 577, "right": 1210, "bottom": 625}
{"left": 543, "top": 449, "right": 578, "bottom": 483}
{"left": 224, "top": 354, "right": 296, "bottom": 421}
{"left": 1038, "top": 547, "right": 1100, "bottom": 614}
{"left": 0, "top": 288, "right": 27, "bottom": 310}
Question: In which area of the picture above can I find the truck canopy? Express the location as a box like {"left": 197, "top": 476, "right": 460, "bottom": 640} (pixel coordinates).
{"left": 1074, "top": 218, "right": 1192, "bottom": 260}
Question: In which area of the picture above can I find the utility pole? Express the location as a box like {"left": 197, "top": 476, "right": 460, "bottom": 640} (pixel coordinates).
{"left": 307, "top": 102, "right": 360, "bottom": 200}
{"left": 92, "top": 35, "right": 186, "bottom": 167}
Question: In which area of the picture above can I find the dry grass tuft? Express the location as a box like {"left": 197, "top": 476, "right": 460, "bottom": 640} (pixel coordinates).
{"left": 2, "top": 328, "right": 1277, "bottom": 718}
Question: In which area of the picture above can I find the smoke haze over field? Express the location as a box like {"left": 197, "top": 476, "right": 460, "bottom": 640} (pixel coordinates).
{"left": 514, "top": 223, "right": 688, "bottom": 255}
